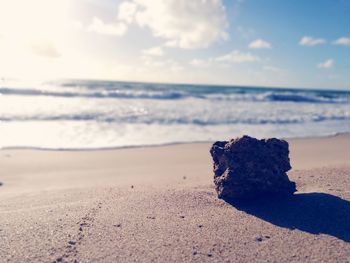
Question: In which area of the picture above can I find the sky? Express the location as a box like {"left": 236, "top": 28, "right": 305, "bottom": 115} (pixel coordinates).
{"left": 0, "top": 0, "right": 349, "bottom": 89}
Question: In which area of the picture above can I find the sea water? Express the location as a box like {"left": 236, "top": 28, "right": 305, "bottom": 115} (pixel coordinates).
{"left": 1, "top": 79, "right": 350, "bottom": 149}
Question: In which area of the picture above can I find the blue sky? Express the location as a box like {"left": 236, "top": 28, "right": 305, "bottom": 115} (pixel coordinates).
{"left": 0, "top": 0, "right": 349, "bottom": 89}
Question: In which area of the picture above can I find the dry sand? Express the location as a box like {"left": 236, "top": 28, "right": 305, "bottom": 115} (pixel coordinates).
{"left": 0, "top": 134, "right": 349, "bottom": 262}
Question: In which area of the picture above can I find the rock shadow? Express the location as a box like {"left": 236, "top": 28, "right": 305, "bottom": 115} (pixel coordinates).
{"left": 225, "top": 192, "right": 350, "bottom": 242}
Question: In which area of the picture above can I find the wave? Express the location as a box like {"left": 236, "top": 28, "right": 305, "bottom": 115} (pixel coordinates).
{"left": 2, "top": 113, "right": 350, "bottom": 125}
{"left": 263, "top": 92, "right": 346, "bottom": 103}
{"left": 265, "top": 93, "right": 322, "bottom": 103}
{"left": 1, "top": 80, "right": 350, "bottom": 150}
{"left": 1, "top": 85, "right": 350, "bottom": 104}
{"left": 0, "top": 87, "right": 189, "bottom": 100}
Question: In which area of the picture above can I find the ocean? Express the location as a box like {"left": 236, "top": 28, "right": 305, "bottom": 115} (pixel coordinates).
{"left": 1, "top": 79, "right": 350, "bottom": 149}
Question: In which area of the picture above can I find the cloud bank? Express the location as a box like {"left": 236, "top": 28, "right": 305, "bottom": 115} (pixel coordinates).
{"left": 117, "top": 0, "right": 228, "bottom": 49}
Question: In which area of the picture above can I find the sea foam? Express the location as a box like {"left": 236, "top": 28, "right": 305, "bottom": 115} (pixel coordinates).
{"left": 1, "top": 79, "right": 349, "bottom": 149}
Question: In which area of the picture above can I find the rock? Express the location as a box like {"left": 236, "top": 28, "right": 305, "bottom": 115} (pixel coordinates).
{"left": 255, "top": 236, "right": 263, "bottom": 242}
{"left": 210, "top": 135, "right": 296, "bottom": 200}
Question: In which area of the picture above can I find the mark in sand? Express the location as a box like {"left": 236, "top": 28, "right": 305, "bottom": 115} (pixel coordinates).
{"left": 52, "top": 201, "right": 103, "bottom": 263}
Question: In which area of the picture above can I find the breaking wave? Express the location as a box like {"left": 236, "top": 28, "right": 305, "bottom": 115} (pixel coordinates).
{"left": 1, "top": 79, "right": 350, "bottom": 149}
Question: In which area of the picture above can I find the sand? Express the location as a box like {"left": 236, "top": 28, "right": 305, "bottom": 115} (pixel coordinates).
{"left": 0, "top": 134, "right": 349, "bottom": 262}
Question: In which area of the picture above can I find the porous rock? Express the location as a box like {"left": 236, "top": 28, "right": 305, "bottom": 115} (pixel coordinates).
{"left": 210, "top": 135, "right": 296, "bottom": 200}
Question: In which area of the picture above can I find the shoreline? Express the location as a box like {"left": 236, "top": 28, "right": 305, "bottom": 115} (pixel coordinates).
{"left": 1, "top": 131, "right": 350, "bottom": 152}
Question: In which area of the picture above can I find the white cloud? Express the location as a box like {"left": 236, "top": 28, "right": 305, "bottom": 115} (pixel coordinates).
{"left": 142, "top": 46, "right": 164, "bottom": 56}
{"left": 299, "top": 36, "right": 326, "bottom": 46}
{"left": 117, "top": 0, "right": 228, "bottom": 49}
{"left": 317, "top": 59, "right": 334, "bottom": 69}
{"left": 86, "top": 0, "right": 228, "bottom": 48}
{"left": 118, "top": 1, "right": 138, "bottom": 24}
{"left": 333, "top": 37, "right": 350, "bottom": 46}
{"left": 215, "top": 50, "right": 260, "bottom": 63}
{"left": 88, "top": 17, "right": 127, "bottom": 36}
{"left": 249, "top": 39, "right": 271, "bottom": 49}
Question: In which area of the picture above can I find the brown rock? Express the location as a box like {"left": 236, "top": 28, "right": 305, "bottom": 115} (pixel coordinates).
{"left": 210, "top": 135, "right": 296, "bottom": 200}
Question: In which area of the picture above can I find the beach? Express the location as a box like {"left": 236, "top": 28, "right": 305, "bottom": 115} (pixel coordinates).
{"left": 1, "top": 0, "right": 350, "bottom": 262}
{"left": 0, "top": 134, "right": 349, "bottom": 262}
